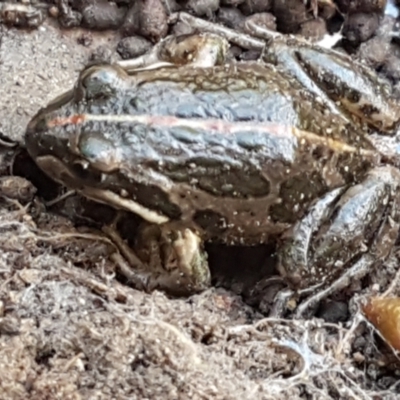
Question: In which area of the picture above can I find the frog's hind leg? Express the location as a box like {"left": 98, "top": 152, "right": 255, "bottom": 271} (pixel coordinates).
{"left": 117, "top": 32, "right": 229, "bottom": 71}
{"left": 262, "top": 39, "right": 350, "bottom": 121}
{"left": 276, "top": 165, "right": 400, "bottom": 318}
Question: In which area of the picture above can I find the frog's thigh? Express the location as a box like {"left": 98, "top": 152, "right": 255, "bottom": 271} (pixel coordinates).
{"left": 278, "top": 166, "right": 400, "bottom": 315}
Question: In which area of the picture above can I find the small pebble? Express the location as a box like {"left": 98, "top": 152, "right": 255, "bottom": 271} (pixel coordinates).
{"left": 299, "top": 18, "right": 328, "bottom": 41}
{"left": 0, "top": 176, "right": 37, "bottom": 204}
{"left": 272, "top": 0, "right": 308, "bottom": 33}
{"left": 358, "top": 36, "right": 391, "bottom": 67}
{"left": 186, "top": 0, "right": 220, "bottom": 17}
{"left": 77, "top": 32, "right": 93, "bottom": 47}
{"left": 81, "top": 0, "right": 127, "bottom": 30}
{"left": 317, "top": 0, "right": 337, "bottom": 20}
{"left": 117, "top": 36, "right": 153, "bottom": 59}
{"left": 343, "top": 12, "right": 380, "bottom": 44}
{"left": 89, "top": 46, "right": 114, "bottom": 63}
{"left": 48, "top": 6, "right": 59, "bottom": 18}
{"left": 122, "top": 0, "right": 168, "bottom": 42}
{"left": 218, "top": 7, "right": 246, "bottom": 29}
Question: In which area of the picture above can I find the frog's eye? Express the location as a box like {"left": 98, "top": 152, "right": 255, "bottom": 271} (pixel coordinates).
{"left": 78, "top": 65, "right": 126, "bottom": 100}
{"left": 78, "top": 134, "right": 122, "bottom": 173}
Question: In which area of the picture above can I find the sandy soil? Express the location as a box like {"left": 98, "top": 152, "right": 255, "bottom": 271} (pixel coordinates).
{"left": 0, "top": 21, "right": 121, "bottom": 142}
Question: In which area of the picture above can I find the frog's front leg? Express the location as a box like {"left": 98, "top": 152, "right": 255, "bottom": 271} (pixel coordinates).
{"left": 104, "top": 218, "right": 211, "bottom": 296}
{"left": 276, "top": 166, "right": 400, "bottom": 318}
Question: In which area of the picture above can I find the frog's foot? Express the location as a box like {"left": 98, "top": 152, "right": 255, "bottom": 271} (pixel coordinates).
{"left": 117, "top": 32, "right": 229, "bottom": 71}
{"left": 277, "top": 166, "right": 400, "bottom": 318}
{"left": 104, "top": 221, "right": 211, "bottom": 296}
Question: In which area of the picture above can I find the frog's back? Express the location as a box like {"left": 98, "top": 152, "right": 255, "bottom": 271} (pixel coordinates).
{"left": 84, "top": 63, "right": 355, "bottom": 143}
{"left": 25, "top": 62, "right": 380, "bottom": 246}
{"left": 131, "top": 64, "right": 297, "bottom": 124}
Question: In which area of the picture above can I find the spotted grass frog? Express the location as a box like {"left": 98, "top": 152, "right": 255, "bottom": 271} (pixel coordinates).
{"left": 24, "top": 33, "right": 400, "bottom": 316}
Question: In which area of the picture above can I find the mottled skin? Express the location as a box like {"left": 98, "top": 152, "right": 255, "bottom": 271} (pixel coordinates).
{"left": 24, "top": 34, "right": 400, "bottom": 314}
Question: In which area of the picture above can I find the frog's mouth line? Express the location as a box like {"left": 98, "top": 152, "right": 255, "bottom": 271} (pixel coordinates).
{"left": 35, "top": 155, "right": 170, "bottom": 225}
{"left": 47, "top": 114, "right": 376, "bottom": 157}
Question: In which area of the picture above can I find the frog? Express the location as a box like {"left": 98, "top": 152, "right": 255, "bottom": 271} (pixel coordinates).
{"left": 24, "top": 32, "right": 400, "bottom": 316}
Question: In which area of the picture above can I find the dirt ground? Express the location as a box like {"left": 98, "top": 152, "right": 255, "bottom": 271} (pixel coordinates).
{"left": 2, "top": 5, "right": 400, "bottom": 400}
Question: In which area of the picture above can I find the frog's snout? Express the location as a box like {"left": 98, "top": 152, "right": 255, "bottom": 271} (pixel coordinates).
{"left": 25, "top": 110, "right": 52, "bottom": 160}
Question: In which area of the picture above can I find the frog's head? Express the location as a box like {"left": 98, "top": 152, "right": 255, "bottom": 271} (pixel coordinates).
{"left": 24, "top": 64, "right": 180, "bottom": 224}
{"left": 24, "top": 64, "right": 140, "bottom": 198}
{"left": 25, "top": 63, "right": 131, "bottom": 180}
{"left": 26, "top": 63, "right": 130, "bottom": 139}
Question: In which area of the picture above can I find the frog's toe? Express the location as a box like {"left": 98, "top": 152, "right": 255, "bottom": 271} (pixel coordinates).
{"left": 104, "top": 221, "right": 210, "bottom": 296}
{"left": 159, "top": 227, "right": 211, "bottom": 294}
{"left": 277, "top": 166, "right": 400, "bottom": 315}
{"left": 134, "top": 223, "right": 210, "bottom": 295}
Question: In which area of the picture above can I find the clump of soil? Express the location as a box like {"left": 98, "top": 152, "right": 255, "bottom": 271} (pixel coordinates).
{"left": 0, "top": 190, "right": 394, "bottom": 398}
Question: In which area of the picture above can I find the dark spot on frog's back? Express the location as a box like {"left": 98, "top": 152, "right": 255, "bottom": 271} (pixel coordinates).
{"left": 134, "top": 183, "right": 183, "bottom": 219}
{"left": 345, "top": 89, "right": 361, "bottom": 103}
{"left": 359, "top": 104, "right": 381, "bottom": 120}
{"left": 169, "top": 127, "right": 203, "bottom": 144}
{"left": 193, "top": 210, "right": 228, "bottom": 238}
{"left": 162, "top": 158, "right": 270, "bottom": 198}
{"left": 106, "top": 171, "right": 183, "bottom": 219}
{"left": 270, "top": 172, "right": 327, "bottom": 223}
{"left": 236, "top": 131, "right": 264, "bottom": 150}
